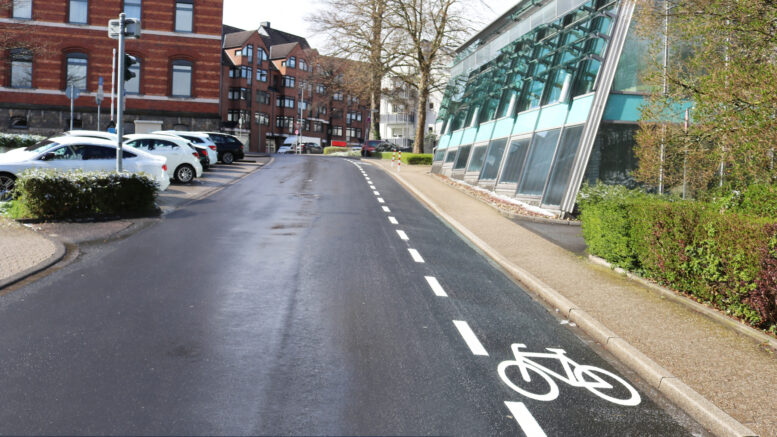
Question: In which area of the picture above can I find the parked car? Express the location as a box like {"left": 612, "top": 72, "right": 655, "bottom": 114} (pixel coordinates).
{"left": 199, "top": 132, "right": 246, "bottom": 164}
{"left": 64, "top": 130, "right": 119, "bottom": 142}
{"left": 124, "top": 134, "right": 203, "bottom": 183}
{"left": 0, "top": 136, "right": 169, "bottom": 201}
{"left": 301, "top": 142, "right": 323, "bottom": 154}
{"left": 362, "top": 140, "right": 398, "bottom": 155}
{"left": 154, "top": 131, "right": 219, "bottom": 167}
{"left": 277, "top": 144, "right": 293, "bottom": 154}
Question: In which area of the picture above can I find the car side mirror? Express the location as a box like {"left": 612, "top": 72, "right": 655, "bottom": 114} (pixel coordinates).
{"left": 40, "top": 152, "right": 56, "bottom": 161}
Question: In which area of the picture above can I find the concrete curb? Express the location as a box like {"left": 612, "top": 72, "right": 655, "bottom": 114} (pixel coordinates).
{"left": 0, "top": 233, "right": 66, "bottom": 291}
{"left": 369, "top": 162, "right": 757, "bottom": 437}
{"left": 588, "top": 255, "right": 777, "bottom": 352}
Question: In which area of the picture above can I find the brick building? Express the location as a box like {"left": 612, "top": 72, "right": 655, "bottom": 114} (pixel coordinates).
{"left": 221, "top": 23, "right": 369, "bottom": 153}
{"left": 0, "top": 0, "right": 224, "bottom": 135}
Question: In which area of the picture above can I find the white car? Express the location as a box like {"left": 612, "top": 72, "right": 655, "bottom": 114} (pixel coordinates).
{"left": 64, "top": 130, "right": 118, "bottom": 142}
{"left": 277, "top": 145, "right": 293, "bottom": 154}
{"left": 154, "top": 131, "right": 218, "bottom": 167}
{"left": 124, "top": 134, "right": 203, "bottom": 183}
{"left": 0, "top": 136, "right": 169, "bottom": 201}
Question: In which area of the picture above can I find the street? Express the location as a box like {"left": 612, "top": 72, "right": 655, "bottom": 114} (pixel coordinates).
{"left": 0, "top": 156, "right": 705, "bottom": 435}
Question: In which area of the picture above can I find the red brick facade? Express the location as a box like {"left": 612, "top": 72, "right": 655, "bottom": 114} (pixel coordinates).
{"left": 221, "top": 25, "right": 370, "bottom": 153}
{"left": 0, "top": 0, "right": 223, "bottom": 134}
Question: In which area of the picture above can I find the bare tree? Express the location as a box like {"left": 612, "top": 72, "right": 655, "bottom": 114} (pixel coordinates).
{"left": 0, "top": 0, "right": 47, "bottom": 56}
{"left": 388, "top": 0, "right": 472, "bottom": 154}
{"left": 309, "top": 0, "right": 402, "bottom": 140}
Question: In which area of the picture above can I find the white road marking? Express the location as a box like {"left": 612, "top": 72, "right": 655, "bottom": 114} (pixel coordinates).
{"left": 396, "top": 230, "right": 409, "bottom": 241}
{"left": 382, "top": 206, "right": 391, "bottom": 212}
{"left": 373, "top": 190, "right": 380, "bottom": 196}
{"left": 388, "top": 216, "right": 398, "bottom": 225}
{"left": 452, "top": 320, "right": 488, "bottom": 356}
{"left": 408, "top": 248, "right": 424, "bottom": 263}
{"left": 369, "top": 185, "right": 376, "bottom": 189}
{"left": 504, "top": 402, "right": 547, "bottom": 437}
{"left": 424, "top": 276, "right": 448, "bottom": 297}
{"left": 377, "top": 198, "right": 385, "bottom": 203}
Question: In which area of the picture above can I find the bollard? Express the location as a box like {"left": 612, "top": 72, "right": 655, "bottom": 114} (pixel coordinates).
{"left": 392, "top": 150, "right": 396, "bottom": 167}
{"left": 397, "top": 151, "right": 402, "bottom": 172}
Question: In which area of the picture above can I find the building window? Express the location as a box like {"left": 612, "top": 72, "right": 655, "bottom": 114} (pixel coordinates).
{"left": 256, "top": 91, "right": 270, "bottom": 105}
{"left": 241, "top": 66, "right": 252, "bottom": 84}
{"left": 10, "top": 49, "right": 32, "bottom": 88}
{"left": 276, "top": 96, "right": 294, "bottom": 108}
{"left": 347, "top": 111, "right": 362, "bottom": 123}
{"left": 332, "top": 126, "right": 343, "bottom": 136}
{"left": 287, "top": 56, "right": 296, "bottom": 68}
{"left": 257, "top": 48, "right": 267, "bottom": 63}
{"left": 175, "top": 1, "right": 193, "bottom": 32}
{"left": 126, "top": 57, "right": 140, "bottom": 94}
{"left": 229, "top": 67, "right": 239, "bottom": 78}
{"left": 346, "top": 128, "right": 362, "bottom": 139}
{"left": 312, "top": 121, "right": 323, "bottom": 133}
{"left": 171, "top": 60, "right": 192, "bottom": 97}
{"left": 69, "top": 0, "right": 88, "bottom": 24}
{"left": 317, "top": 105, "right": 327, "bottom": 116}
{"left": 244, "top": 44, "right": 253, "bottom": 62}
{"left": 348, "top": 95, "right": 359, "bottom": 105}
{"left": 282, "top": 75, "right": 295, "bottom": 88}
{"left": 66, "top": 52, "right": 87, "bottom": 91}
{"left": 227, "top": 110, "right": 249, "bottom": 127}
{"left": 256, "top": 112, "right": 269, "bottom": 125}
{"left": 124, "top": 0, "right": 141, "bottom": 20}
{"left": 317, "top": 84, "right": 325, "bottom": 94}
{"left": 12, "top": 0, "right": 32, "bottom": 19}
{"left": 276, "top": 116, "right": 293, "bottom": 130}
{"left": 299, "top": 100, "right": 309, "bottom": 111}
{"left": 229, "top": 87, "right": 249, "bottom": 100}
{"left": 257, "top": 69, "right": 267, "bottom": 82}
{"left": 333, "top": 91, "right": 343, "bottom": 101}
{"left": 299, "top": 59, "right": 307, "bottom": 72}
{"left": 10, "top": 116, "right": 28, "bottom": 129}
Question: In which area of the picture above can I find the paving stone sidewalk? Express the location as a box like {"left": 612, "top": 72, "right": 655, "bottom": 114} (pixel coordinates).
{"left": 370, "top": 159, "right": 776, "bottom": 437}
{"left": 0, "top": 218, "right": 58, "bottom": 284}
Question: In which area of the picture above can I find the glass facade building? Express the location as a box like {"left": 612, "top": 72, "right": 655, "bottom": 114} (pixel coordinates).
{"left": 433, "top": 0, "right": 643, "bottom": 215}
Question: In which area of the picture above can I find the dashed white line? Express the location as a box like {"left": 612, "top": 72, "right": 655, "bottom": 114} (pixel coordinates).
{"left": 377, "top": 198, "right": 385, "bottom": 203}
{"left": 369, "top": 185, "right": 376, "bottom": 189}
{"left": 424, "top": 276, "right": 448, "bottom": 297}
{"left": 452, "top": 320, "right": 488, "bottom": 356}
{"left": 373, "top": 190, "right": 381, "bottom": 196}
{"left": 408, "top": 248, "right": 424, "bottom": 263}
{"left": 388, "top": 216, "right": 398, "bottom": 225}
{"left": 504, "top": 402, "right": 547, "bottom": 437}
{"left": 396, "top": 230, "right": 409, "bottom": 240}
{"left": 382, "top": 206, "right": 391, "bottom": 212}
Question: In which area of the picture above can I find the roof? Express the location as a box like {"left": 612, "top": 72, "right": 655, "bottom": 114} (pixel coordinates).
{"left": 223, "top": 29, "right": 256, "bottom": 49}
{"left": 269, "top": 42, "right": 298, "bottom": 60}
{"left": 259, "top": 24, "right": 310, "bottom": 50}
{"left": 222, "top": 24, "right": 245, "bottom": 36}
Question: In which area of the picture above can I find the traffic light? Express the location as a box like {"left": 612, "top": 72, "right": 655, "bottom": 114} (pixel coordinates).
{"left": 124, "top": 54, "right": 137, "bottom": 82}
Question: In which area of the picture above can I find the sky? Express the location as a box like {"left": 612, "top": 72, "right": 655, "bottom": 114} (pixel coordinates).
{"left": 222, "top": 0, "right": 520, "bottom": 50}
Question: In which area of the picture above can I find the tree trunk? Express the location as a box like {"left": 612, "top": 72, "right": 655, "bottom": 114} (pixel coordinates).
{"left": 413, "top": 70, "right": 430, "bottom": 154}
{"left": 368, "top": 0, "right": 384, "bottom": 140}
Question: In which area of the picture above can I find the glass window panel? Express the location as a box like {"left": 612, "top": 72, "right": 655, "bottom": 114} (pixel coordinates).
{"left": 543, "top": 125, "right": 584, "bottom": 205}
{"left": 467, "top": 145, "right": 487, "bottom": 173}
{"left": 66, "top": 55, "right": 87, "bottom": 91}
{"left": 11, "top": 50, "right": 32, "bottom": 88}
{"left": 454, "top": 145, "right": 472, "bottom": 170}
{"left": 434, "top": 149, "right": 445, "bottom": 162}
{"left": 175, "top": 2, "right": 193, "bottom": 32}
{"left": 480, "top": 138, "right": 508, "bottom": 180}
{"left": 172, "top": 62, "right": 192, "bottom": 97}
{"left": 445, "top": 148, "right": 458, "bottom": 163}
{"left": 499, "top": 136, "right": 532, "bottom": 184}
{"left": 69, "top": 0, "right": 88, "bottom": 23}
{"left": 124, "top": 0, "right": 141, "bottom": 20}
{"left": 13, "top": 0, "right": 32, "bottom": 18}
{"left": 583, "top": 123, "right": 638, "bottom": 187}
{"left": 518, "top": 128, "right": 561, "bottom": 195}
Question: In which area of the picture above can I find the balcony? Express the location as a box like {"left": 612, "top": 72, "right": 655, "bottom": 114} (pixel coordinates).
{"left": 380, "top": 113, "right": 415, "bottom": 124}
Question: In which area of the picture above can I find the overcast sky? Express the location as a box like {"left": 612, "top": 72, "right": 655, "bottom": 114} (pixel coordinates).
{"left": 222, "top": 0, "right": 519, "bottom": 49}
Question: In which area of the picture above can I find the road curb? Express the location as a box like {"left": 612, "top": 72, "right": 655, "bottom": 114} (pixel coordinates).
{"left": 0, "top": 233, "right": 66, "bottom": 291}
{"left": 588, "top": 255, "right": 777, "bottom": 352}
{"left": 369, "top": 162, "right": 757, "bottom": 437}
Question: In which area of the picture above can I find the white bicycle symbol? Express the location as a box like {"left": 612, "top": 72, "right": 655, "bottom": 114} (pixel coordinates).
{"left": 498, "top": 343, "right": 641, "bottom": 407}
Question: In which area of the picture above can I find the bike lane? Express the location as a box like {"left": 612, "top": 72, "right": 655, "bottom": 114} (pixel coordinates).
{"left": 357, "top": 161, "right": 708, "bottom": 436}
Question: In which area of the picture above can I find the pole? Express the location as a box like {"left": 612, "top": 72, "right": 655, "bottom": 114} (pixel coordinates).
{"left": 659, "top": 0, "right": 669, "bottom": 195}
{"left": 110, "top": 48, "right": 116, "bottom": 123}
{"left": 682, "top": 107, "right": 689, "bottom": 199}
{"left": 97, "top": 102, "right": 101, "bottom": 131}
{"left": 69, "top": 91, "right": 74, "bottom": 131}
{"left": 116, "top": 13, "right": 126, "bottom": 172}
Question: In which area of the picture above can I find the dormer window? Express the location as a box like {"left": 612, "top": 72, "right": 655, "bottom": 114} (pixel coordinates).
{"left": 288, "top": 56, "right": 296, "bottom": 68}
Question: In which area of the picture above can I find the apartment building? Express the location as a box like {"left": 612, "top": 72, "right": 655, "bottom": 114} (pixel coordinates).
{"left": 0, "top": 0, "right": 223, "bottom": 135}
{"left": 221, "top": 23, "right": 369, "bottom": 153}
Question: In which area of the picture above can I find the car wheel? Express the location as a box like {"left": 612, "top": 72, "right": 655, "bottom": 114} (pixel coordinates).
{"left": 0, "top": 173, "right": 16, "bottom": 202}
{"left": 222, "top": 152, "right": 234, "bottom": 164}
{"left": 174, "top": 164, "right": 195, "bottom": 183}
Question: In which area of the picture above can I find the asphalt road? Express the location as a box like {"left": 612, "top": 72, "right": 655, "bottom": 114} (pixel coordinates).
{"left": 0, "top": 156, "right": 707, "bottom": 436}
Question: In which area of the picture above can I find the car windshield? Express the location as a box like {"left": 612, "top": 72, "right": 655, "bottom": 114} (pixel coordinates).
{"left": 25, "top": 139, "right": 60, "bottom": 153}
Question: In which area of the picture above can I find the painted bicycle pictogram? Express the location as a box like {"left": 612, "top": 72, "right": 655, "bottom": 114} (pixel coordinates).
{"left": 498, "top": 343, "right": 641, "bottom": 406}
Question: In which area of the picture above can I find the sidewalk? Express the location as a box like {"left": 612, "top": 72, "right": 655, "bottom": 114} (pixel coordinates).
{"left": 369, "top": 159, "right": 775, "bottom": 437}
{"left": 0, "top": 218, "right": 63, "bottom": 289}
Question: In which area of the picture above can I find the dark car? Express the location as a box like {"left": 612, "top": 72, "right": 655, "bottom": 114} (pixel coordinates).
{"left": 302, "top": 142, "right": 323, "bottom": 154}
{"left": 189, "top": 144, "right": 210, "bottom": 170}
{"left": 201, "top": 132, "right": 246, "bottom": 164}
{"left": 362, "top": 140, "right": 396, "bottom": 156}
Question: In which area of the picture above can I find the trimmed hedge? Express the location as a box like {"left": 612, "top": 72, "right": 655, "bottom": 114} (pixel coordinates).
{"left": 578, "top": 183, "right": 777, "bottom": 332}
{"left": 0, "top": 133, "right": 45, "bottom": 151}
{"left": 323, "top": 147, "right": 360, "bottom": 157}
{"left": 13, "top": 169, "right": 159, "bottom": 219}
{"left": 378, "top": 152, "right": 433, "bottom": 165}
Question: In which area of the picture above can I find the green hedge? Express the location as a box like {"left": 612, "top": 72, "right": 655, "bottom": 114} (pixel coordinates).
{"left": 13, "top": 169, "right": 159, "bottom": 219}
{"left": 578, "top": 183, "right": 777, "bottom": 332}
{"left": 0, "top": 133, "right": 45, "bottom": 151}
{"left": 378, "top": 152, "right": 433, "bottom": 165}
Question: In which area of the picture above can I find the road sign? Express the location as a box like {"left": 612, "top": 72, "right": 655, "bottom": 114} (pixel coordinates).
{"left": 96, "top": 77, "right": 105, "bottom": 105}
{"left": 65, "top": 84, "right": 80, "bottom": 100}
{"left": 109, "top": 17, "right": 141, "bottom": 39}
{"left": 295, "top": 129, "right": 299, "bottom": 135}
